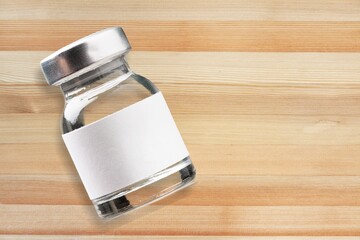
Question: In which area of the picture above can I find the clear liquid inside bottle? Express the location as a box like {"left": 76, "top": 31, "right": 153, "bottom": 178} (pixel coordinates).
{"left": 60, "top": 56, "right": 196, "bottom": 219}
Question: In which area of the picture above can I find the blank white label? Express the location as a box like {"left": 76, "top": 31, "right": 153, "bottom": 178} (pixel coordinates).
{"left": 62, "top": 92, "right": 189, "bottom": 200}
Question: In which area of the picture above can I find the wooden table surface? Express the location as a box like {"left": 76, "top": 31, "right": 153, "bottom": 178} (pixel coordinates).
{"left": 1, "top": 0, "right": 360, "bottom": 239}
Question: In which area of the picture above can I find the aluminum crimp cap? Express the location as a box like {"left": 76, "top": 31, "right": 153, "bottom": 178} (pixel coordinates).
{"left": 40, "top": 27, "right": 131, "bottom": 85}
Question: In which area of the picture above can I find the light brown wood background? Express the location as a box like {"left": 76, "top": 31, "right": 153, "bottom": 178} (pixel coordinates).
{"left": 1, "top": 0, "right": 360, "bottom": 239}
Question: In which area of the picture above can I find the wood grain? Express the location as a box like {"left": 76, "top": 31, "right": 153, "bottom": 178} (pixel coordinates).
{"left": 1, "top": 0, "right": 360, "bottom": 21}
{"left": 2, "top": 143, "right": 360, "bottom": 176}
{"left": 1, "top": 237, "right": 359, "bottom": 240}
{"left": 1, "top": 0, "right": 360, "bottom": 238}
{"left": 1, "top": 204, "right": 360, "bottom": 236}
{"left": 1, "top": 52, "right": 360, "bottom": 115}
{"left": 1, "top": 20, "right": 360, "bottom": 51}
{"left": 0, "top": 237, "right": 308, "bottom": 240}
{"left": 4, "top": 237, "right": 237, "bottom": 240}
{"left": 1, "top": 174, "right": 360, "bottom": 206}
{"left": 2, "top": 113, "right": 360, "bottom": 145}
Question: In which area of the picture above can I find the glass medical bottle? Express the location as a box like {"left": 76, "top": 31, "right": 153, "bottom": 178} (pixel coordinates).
{"left": 40, "top": 27, "right": 196, "bottom": 219}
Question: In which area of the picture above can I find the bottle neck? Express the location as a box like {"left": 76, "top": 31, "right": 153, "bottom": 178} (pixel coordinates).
{"left": 60, "top": 57, "right": 131, "bottom": 100}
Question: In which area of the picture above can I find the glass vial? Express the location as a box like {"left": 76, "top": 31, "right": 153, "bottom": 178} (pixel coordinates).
{"left": 40, "top": 27, "right": 196, "bottom": 219}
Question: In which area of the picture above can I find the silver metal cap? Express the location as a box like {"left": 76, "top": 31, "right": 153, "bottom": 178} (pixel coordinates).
{"left": 40, "top": 27, "right": 131, "bottom": 85}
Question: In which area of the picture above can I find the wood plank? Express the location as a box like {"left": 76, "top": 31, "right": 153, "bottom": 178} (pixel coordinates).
{"left": 1, "top": 21, "right": 360, "bottom": 51}
{"left": 1, "top": 52, "right": 360, "bottom": 115}
{"left": 0, "top": 236, "right": 358, "bottom": 240}
{"left": 0, "top": 236, "right": 231, "bottom": 240}
{"left": 2, "top": 52, "right": 360, "bottom": 84}
{"left": 1, "top": 113, "right": 360, "bottom": 145}
{"left": 3, "top": 83, "right": 360, "bottom": 116}
{"left": 1, "top": 205, "right": 360, "bottom": 235}
{"left": 1, "top": 0, "right": 360, "bottom": 21}
{"left": 1, "top": 175, "right": 360, "bottom": 206}
{"left": 1, "top": 143, "right": 360, "bottom": 176}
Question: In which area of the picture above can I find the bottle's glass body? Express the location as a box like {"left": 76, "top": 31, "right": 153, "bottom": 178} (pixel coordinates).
{"left": 60, "top": 56, "right": 196, "bottom": 219}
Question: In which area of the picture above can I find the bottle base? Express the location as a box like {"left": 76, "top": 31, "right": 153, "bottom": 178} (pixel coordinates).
{"left": 92, "top": 157, "right": 196, "bottom": 220}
